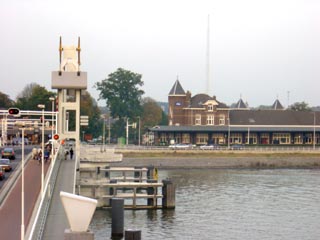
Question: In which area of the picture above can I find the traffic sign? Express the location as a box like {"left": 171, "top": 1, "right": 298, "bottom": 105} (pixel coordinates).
{"left": 53, "top": 134, "right": 59, "bottom": 140}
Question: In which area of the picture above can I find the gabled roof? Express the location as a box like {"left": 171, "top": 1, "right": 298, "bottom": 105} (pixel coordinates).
{"left": 234, "top": 98, "right": 248, "bottom": 109}
{"left": 169, "top": 80, "right": 186, "bottom": 95}
{"left": 189, "top": 94, "right": 228, "bottom": 108}
{"left": 271, "top": 99, "right": 284, "bottom": 110}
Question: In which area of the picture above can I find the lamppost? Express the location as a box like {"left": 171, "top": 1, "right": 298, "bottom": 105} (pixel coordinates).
{"left": 18, "top": 123, "right": 25, "bottom": 240}
{"left": 138, "top": 116, "right": 141, "bottom": 146}
{"left": 49, "top": 97, "right": 55, "bottom": 160}
{"left": 228, "top": 109, "right": 230, "bottom": 149}
{"left": 313, "top": 112, "right": 316, "bottom": 150}
{"left": 37, "top": 104, "right": 45, "bottom": 199}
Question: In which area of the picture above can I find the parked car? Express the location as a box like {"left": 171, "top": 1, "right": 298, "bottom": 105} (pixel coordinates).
{"left": 200, "top": 144, "right": 220, "bottom": 150}
{"left": 0, "top": 168, "right": 5, "bottom": 180}
{"left": 1, "top": 147, "right": 15, "bottom": 160}
{"left": 0, "top": 159, "right": 12, "bottom": 172}
{"left": 169, "top": 143, "right": 193, "bottom": 149}
{"left": 230, "top": 144, "right": 244, "bottom": 150}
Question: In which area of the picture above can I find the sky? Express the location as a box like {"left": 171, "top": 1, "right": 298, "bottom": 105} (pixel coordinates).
{"left": 1, "top": 0, "right": 320, "bottom": 108}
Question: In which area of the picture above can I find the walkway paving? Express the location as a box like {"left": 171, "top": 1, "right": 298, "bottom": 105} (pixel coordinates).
{"left": 0, "top": 159, "right": 50, "bottom": 240}
{"left": 42, "top": 156, "right": 75, "bottom": 240}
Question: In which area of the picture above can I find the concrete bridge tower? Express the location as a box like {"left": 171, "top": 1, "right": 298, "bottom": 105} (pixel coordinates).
{"left": 51, "top": 37, "right": 87, "bottom": 146}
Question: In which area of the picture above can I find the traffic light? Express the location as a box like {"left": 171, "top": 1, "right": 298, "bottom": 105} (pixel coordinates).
{"left": 8, "top": 108, "right": 20, "bottom": 115}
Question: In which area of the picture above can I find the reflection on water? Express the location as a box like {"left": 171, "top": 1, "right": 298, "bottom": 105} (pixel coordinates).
{"left": 90, "top": 169, "right": 320, "bottom": 240}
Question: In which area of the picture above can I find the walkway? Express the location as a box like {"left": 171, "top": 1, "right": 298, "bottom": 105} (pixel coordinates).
{"left": 42, "top": 156, "right": 75, "bottom": 240}
{"left": 0, "top": 159, "right": 50, "bottom": 240}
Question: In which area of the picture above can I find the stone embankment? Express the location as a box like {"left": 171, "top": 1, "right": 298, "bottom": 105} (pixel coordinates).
{"left": 111, "top": 150, "right": 320, "bottom": 169}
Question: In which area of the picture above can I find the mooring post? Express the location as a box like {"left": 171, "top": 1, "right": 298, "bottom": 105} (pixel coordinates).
{"left": 125, "top": 229, "right": 141, "bottom": 240}
{"left": 147, "top": 179, "right": 157, "bottom": 207}
{"left": 111, "top": 198, "right": 124, "bottom": 238}
{"left": 162, "top": 179, "right": 175, "bottom": 209}
{"left": 105, "top": 166, "right": 110, "bottom": 178}
{"left": 147, "top": 165, "right": 155, "bottom": 180}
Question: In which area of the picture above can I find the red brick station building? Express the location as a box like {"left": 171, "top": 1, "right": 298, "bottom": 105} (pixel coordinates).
{"left": 150, "top": 80, "right": 319, "bottom": 146}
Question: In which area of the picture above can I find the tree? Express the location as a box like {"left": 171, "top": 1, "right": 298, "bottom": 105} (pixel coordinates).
{"left": 95, "top": 68, "right": 144, "bottom": 138}
{"left": 289, "top": 101, "right": 311, "bottom": 111}
{"left": 16, "top": 83, "right": 55, "bottom": 111}
{"left": 0, "top": 91, "right": 14, "bottom": 109}
{"left": 141, "top": 97, "right": 163, "bottom": 129}
{"left": 80, "top": 91, "right": 102, "bottom": 138}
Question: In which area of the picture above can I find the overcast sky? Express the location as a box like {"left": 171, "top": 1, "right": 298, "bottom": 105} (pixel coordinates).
{"left": 1, "top": 0, "right": 320, "bottom": 107}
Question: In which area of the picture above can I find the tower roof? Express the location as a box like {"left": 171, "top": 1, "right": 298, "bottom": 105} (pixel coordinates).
{"left": 235, "top": 98, "right": 248, "bottom": 109}
{"left": 271, "top": 99, "right": 284, "bottom": 110}
{"left": 169, "top": 80, "right": 186, "bottom": 95}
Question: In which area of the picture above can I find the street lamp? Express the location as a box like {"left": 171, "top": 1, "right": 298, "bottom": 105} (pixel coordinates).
{"left": 313, "top": 112, "right": 316, "bottom": 150}
{"left": 49, "top": 97, "right": 55, "bottom": 161}
{"left": 228, "top": 110, "right": 231, "bottom": 149}
{"left": 138, "top": 116, "right": 141, "bottom": 146}
{"left": 37, "top": 104, "right": 45, "bottom": 199}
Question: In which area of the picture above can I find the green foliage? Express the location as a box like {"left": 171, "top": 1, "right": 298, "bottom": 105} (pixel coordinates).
{"left": 80, "top": 91, "right": 102, "bottom": 138}
{"left": 0, "top": 91, "right": 14, "bottom": 108}
{"left": 95, "top": 68, "right": 144, "bottom": 137}
{"left": 289, "top": 101, "right": 311, "bottom": 111}
{"left": 141, "top": 97, "right": 164, "bottom": 129}
{"left": 15, "top": 83, "right": 55, "bottom": 111}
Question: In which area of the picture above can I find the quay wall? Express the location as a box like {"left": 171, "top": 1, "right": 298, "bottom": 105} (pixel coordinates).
{"left": 110, "top": 150, "right": 320, "bottom": 169}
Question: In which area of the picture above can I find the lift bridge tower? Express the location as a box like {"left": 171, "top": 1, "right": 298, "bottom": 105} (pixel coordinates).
{"left": 51, "top": 37, "right": 87, "bottom": 149}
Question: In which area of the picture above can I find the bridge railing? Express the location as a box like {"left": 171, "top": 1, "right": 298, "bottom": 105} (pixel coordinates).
{"left": 27, "top": 145, "right": 64, "bottom": 240}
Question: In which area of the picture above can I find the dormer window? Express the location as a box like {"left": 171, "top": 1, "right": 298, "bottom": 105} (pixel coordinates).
{"left": 208, "top": 104, "right": 213, "bottom": 112}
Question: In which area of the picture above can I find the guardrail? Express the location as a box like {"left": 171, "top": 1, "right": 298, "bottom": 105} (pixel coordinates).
{"left": 27, "top": 145, "right": 64, "bottom": 240}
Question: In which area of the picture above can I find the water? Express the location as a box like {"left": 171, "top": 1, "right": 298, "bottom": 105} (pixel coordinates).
{"left": 90, "top": 169, "right": 320, "bottom": 240}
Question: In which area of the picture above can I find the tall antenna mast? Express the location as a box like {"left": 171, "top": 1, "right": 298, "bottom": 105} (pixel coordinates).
{"left": 206, "top": 14, "right": 211, "bottom": 95}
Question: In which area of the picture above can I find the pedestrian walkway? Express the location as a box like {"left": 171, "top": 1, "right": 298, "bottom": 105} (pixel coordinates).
{"left": 42, "top": 154, "right": 76, "bottom": 240}
{"left": 0, "top": 159, "right": 50, "bottom": 240}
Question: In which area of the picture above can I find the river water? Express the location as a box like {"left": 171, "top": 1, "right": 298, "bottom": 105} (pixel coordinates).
{"left": 90, "top": 169, "right": 320, "bottom": 240}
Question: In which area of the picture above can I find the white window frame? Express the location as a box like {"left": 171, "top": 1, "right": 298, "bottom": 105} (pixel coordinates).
{"left": 208, "top": 104, "right": 213, "bottom": 112}
{"left": 195, "top": 114, "right": 201, "bottom": 125}
{"left": 206, "top": 114, "right": 214, "bottom": 125}
{"left": 219, "top": 115, "right": 225, "bottom": 125}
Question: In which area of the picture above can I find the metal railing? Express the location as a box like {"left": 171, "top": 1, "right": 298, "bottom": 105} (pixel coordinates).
{"left": 27, "top": 146, "right": 64, "bottom": 240}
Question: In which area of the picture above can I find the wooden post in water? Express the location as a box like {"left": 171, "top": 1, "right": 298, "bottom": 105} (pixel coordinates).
{"left": 111, "top": 198, "right": 124, "bottom": 237}
{"left": 162, "top": 179, "right": 175, "bottom": 209}
{"left": 147, "top": 179, "right": 157, "bottom": 207}
{"left": 125, "top": 229, "right": 141, "bottom": 240}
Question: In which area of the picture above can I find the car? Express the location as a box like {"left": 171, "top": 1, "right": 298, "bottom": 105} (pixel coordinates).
{"left": 0, "top": 159, "right": 12, "bottom": 172}
{"left": 0, "top": 168, "right": 5, "bottom": 180}
{"left": 169, "top": 143, "right": 193, "bottom": 149}
{"left": 1, "top": 147, "right": 15, "bottom": 160}
{"left": 230, "top": 144, "right": 244, "bottom": 150}
{"left": 200, "top": 144, "right": 220, "bottom": 150}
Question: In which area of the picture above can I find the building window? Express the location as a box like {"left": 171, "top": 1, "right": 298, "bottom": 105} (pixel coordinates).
{"left": 294, "top": 134, "right": 303, "bottom": 144}
{"left": 211, "top": 133, "right": 225, "bottom": 144}
{"left": 245, "top": 133, "right": 257, "bottom": 144}
{"left": 208, "top": 104, "right": 213, "bottom": 112}
{"left": 206, "top": 115, "right": 214, "bottom": 125}
{"left": 182, "top": 133, "right": 190, "bottom": 143}
{"left": 260, "top": 133, "right": 270, "bottom": 144}
{"left": 195, "top": 114, "right": 201, "bottom": 125}
{"left": 196, "top": 133, "right": 208, "bottom": 144}
{"left": 219, "top": 115, "right": 225, "bottom": 125}
{"left": 230, "top": 133, "right": 242, "bottom": 144}
{"left": 272, "top": 133, "right": 290, "bottom": 144}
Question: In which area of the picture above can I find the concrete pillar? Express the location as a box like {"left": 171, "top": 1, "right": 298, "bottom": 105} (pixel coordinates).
{"left": 125, "top": 229, "right": 141, "bottom": 240}
{"left": 162, "top": 179, "right": 175, "bottom": 209}
{"left": 111, "top": 198, "right": 124, "bottom": 237}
